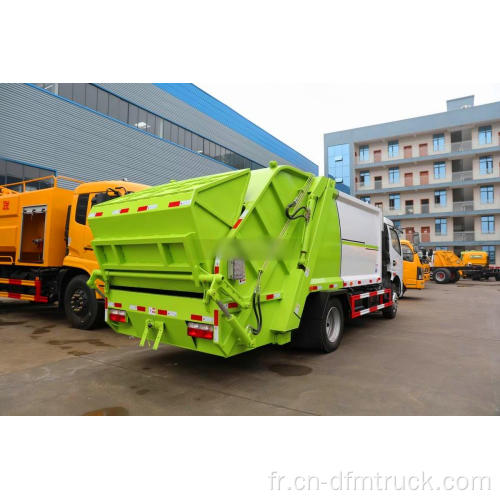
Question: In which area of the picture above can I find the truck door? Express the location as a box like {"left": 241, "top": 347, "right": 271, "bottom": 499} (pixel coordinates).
{"left": 67, "top": 193, "right": 95, "bottom": 268}
{"left": 388, "top": 226, "right": 403, "bottom": 294}
{"left": 401, "top": 241, "right": 416, "bottom": 287}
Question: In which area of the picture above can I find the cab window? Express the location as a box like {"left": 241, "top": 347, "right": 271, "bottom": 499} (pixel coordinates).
{"left": 75, "top": 193, "right": 90, "bottom": 225}
{"left": 390, "top": 227, "right": 401, "bottom": 255}
{"left": 402, "top": 243, "right": 414, "bottom": 262}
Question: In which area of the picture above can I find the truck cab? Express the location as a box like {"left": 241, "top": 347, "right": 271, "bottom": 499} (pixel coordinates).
{"left": 400, "top": 238, "right": 425, "bottom": 293}
{"left": 383, "top": 218, "right": 404, "bottom": 298}
{"left": 63, "top": 181, "right": 149, "bottom": 277}
{"left": 0, "top": 175, "right": 149, "bottom": 329}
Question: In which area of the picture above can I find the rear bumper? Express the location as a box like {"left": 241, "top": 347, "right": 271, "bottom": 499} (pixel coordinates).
{"left": 104, "top": 288, "right": 265, "bottom": 357}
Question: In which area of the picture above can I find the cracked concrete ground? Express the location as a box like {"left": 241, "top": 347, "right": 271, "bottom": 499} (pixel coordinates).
{"left": 0, "top": 280, "right": 499, "bottom": 415}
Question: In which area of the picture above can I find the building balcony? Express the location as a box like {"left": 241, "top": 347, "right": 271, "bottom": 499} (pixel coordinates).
{"left": 352, "top": 175, "right": 500, "bottom": 196}
{"left": 353, "top": 144, "right": 500, "bottom": 170}
{"left": 453, "top": 231, "right": 475, "bottom": 242}
{"left": 451, "top": 170, "right": 473, "bottom": 182}
{"left": 450, "top": 140, "right": 472, "bottom": 153}
{"left": 452, "top": 200, "right": 474, "bottom": 212}
{"left": 418, "top": 238, "right": 500, "bottom": 248}
{"left": 383, "top": 207, "right": 500, "bottom": 220}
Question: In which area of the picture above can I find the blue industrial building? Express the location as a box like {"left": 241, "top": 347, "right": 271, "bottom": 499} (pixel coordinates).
{"left": 0, "top": 83, "right": 317, "bottom": 188}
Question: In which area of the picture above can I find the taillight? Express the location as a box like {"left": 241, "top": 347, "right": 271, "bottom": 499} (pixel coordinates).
{"left": 187, "top": 322, "right": 213, "bottom": 340}
{"left": 109, "top": 309, "right": 127, "bottom": 323}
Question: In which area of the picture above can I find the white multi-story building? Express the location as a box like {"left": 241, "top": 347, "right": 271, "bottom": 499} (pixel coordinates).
{"left": 324, "top": 95, "right": 500, "bottom": 264}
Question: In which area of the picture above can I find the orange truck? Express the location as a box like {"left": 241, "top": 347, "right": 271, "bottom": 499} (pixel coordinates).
{"left": 400, "top": 238, "right": 425, "bottom": 295}
{"left": 0, "top": 175, "right": 148, "bottom": 328}
{"left": 430, "top": 250, "right": 500, "bottom": 283}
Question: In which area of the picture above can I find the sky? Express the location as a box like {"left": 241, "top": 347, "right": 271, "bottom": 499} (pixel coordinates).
{"left": 198, "top": 83, "right": 500, "bottom": 175}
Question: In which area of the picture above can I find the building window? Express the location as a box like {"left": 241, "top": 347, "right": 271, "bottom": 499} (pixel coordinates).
{"left": 388, "top": 140, "right": 399, "bottom": 157}
{"left": 435, "top": 218, "right": 447, "bottom": 235}
{"left": 375, "top": 202, "right": 383, "bottom": 210}
{"left": 389, "top": 193, "right": 400, "bottom": 210}
{"left": 388, "top": 167, "right": 399, "bottom": 184}
{"left": 479, "top": 156, "right": 493, "bottom": 174}
{"left": 482, "top": 245, "right": 496, "bottom": 264}
{"left": 433, "top": 162, "right": 446, "bottom": 179}
{"left": 359, "top": 171, "right": 370, "bottom": 186}
{"left": 433, "top": 133, "right": 445, "bottom": 151}
{"left": 32, "top": 83, "right": 264, "bottom": 172}
{"left": 481, "top": 216, "right": 495, "bottom": 233}
{"left": 478, "top": 125, "right": 492, "bottom": 145}
{"left": 480, "top": 185, "right": 494, "bottom": 204}
{"left": 359, "top": 196, "right": 370, "bottom": 204}
{"left": 434, "top": 190, "right": 447, "bottom": 206}
{"left": 328, "top": 144, "right": 351, "bottom": 188}
{"left": 359, "top": 145, "right": 369, "bottom": 162}
{"left": 0, "top": 158, "right": 55, "bottom": 191}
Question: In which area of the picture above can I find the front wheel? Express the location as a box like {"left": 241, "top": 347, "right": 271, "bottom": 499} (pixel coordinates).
{"left": 382, "top": 284, "right": 398, "bottom": 319}
{"left": 63, "top": 275, "right": 103, "bottom": 329}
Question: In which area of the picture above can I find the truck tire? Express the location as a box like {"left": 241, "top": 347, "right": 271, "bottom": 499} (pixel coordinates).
{"left": 382, "top": 284, "right": 398, "bottom": 319}
{"left": 449, "top": 270, "right": 460, "bottom": 283}
{"left": 434, "top": 268, "right": 451, "bottom": 284}
{"left": 495, "top": 275, "right": 500, "bottom": 281}
{"left": 64, "top": 275, "right": 103, "bottom": 330}
{"left": 293, "top": 294, "right": 345, "bottom": 353}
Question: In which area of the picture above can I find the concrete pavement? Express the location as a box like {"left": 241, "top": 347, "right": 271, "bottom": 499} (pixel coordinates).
{"left": 0, "top": 280, "right": 499, "bottom": 415}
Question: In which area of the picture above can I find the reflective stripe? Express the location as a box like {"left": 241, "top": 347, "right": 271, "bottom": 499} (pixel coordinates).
{"left": 137, "top": 204, "right": 158, "bottom": 212}
{"left": 129, "top": 305, "right": 146, "bottom": 312}
{"left": 190, "top": 314, "right": 213, "bottom": 323}
{"left": 214, "top": 256, "right": 221, "bottom": 274}
{"left": 232, "top": 209, "right": 249, "bottom": 229}
{"left": 213, "top": 309, "right": 219, "bottom": 342}
{"left": 168, "top": 199, "right": 192, "bottom": 208}
{"left": 265, "top": 293, "right": 281, "bottom": 300}
{"left": 112, "top": 208, "right": 129, "bottom": 215}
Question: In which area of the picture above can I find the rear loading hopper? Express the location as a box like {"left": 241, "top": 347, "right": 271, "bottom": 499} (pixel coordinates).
{"left": 89, "top": 164, "right": 397, "bottom": 357}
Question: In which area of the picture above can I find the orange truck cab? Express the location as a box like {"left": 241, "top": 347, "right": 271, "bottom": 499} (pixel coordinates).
{"left": 400, "top": 239, "right": 425, "bottom": 295}
{"left": 0, "top": 175, "right": 149, "bottom": 328}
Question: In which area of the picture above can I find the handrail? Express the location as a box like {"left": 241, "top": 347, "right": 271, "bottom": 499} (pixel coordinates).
{"left": 0, "top": 175, "right": 85, "bottom": 193}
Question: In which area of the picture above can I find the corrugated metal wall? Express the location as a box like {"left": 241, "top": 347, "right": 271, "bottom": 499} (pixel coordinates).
{"left": 0, "top": 84, "right": 232, "bottom": 185}
{"left": 99, "top": 83, "right": 303, "bottom": 171}
{"left": 152, "top": 83, "right": 318, "bottom": 173}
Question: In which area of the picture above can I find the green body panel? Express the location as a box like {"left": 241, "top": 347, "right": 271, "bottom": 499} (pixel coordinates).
{"left": 88, "top": 164, "right": 343, "bottom": 357}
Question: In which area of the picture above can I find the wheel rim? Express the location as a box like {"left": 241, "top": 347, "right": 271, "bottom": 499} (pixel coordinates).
{"left": 392, "top": 290, "right": 398, "bottom": 311}
{"left": 70, "top": 287, "right": 89, "bottom": 318}
{"left": 325, "top": 306, "right": 341, "bottom": 343}
{"left": 436, "top": 271, "right": 445, "bottom": 281}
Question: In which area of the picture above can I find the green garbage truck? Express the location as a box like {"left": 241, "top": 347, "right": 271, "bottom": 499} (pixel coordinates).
{"left": 88, "top": 163, "right": 403, "bottom": 358}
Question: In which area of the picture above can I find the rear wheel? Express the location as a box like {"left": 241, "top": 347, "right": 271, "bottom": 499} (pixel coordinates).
{"left": 382, "top": 284, "right": 398, "bottom": 319}
{"left": 449, "top": 270, "right": 460, "bottom": 283}
{"left": 63, "top": 275, "right": 103, "bottom": 329}
{"left": 434, "top": 268, "right": 451, "bottom": 284}
{"left": 495, "top": 275, "right": 500, "bottom": 282}
{"left": 292, "top": 294, "right": 345, "bottom": 353}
